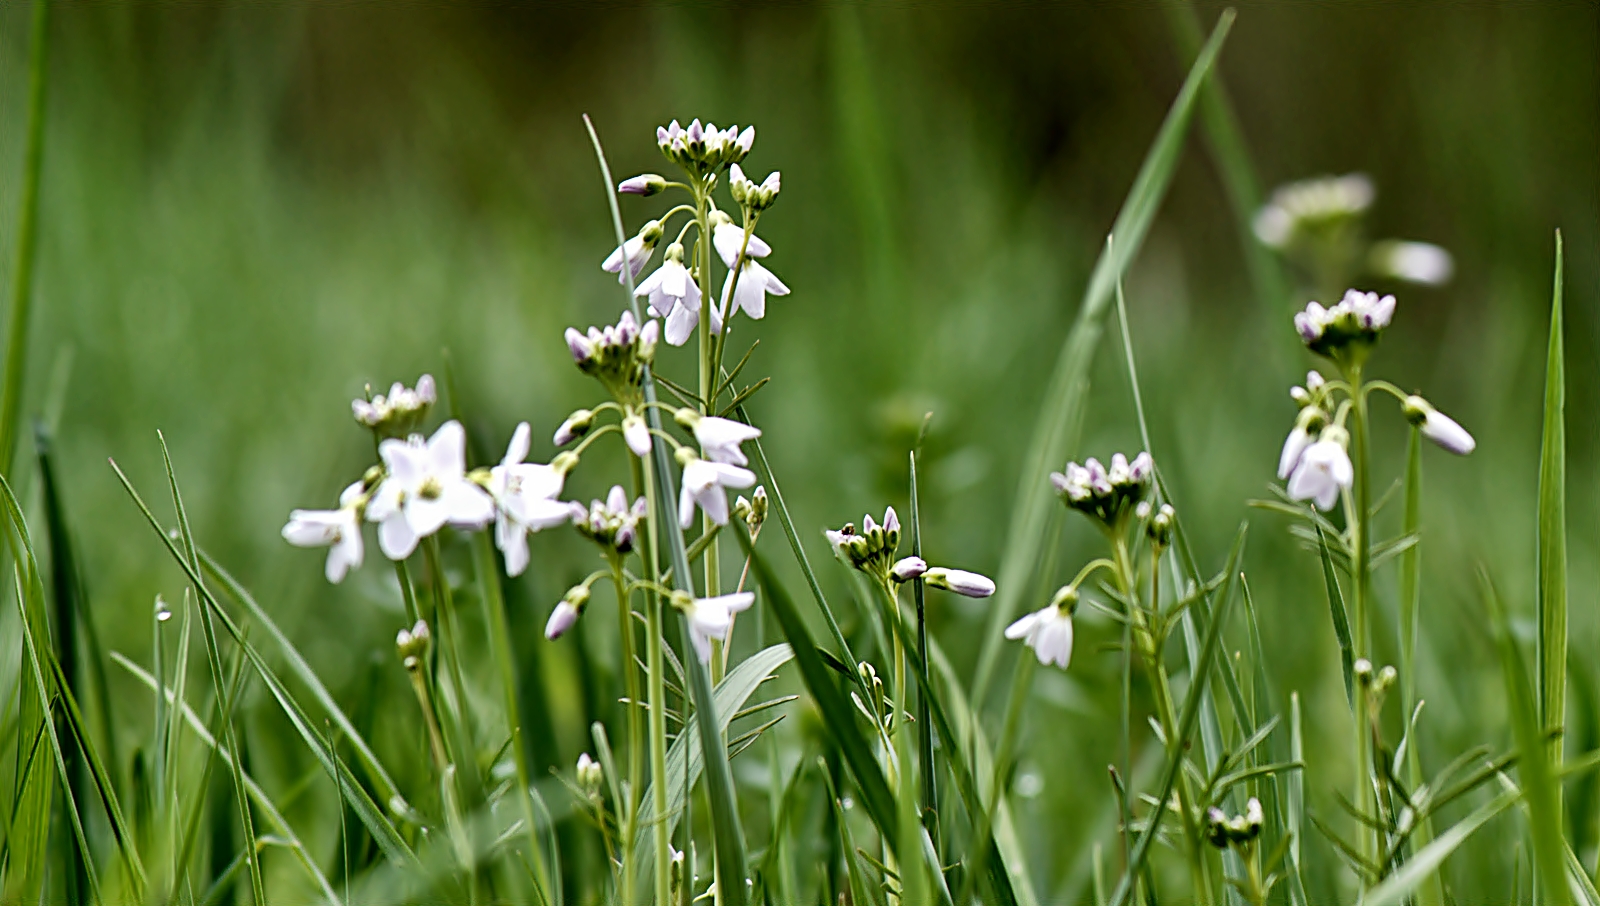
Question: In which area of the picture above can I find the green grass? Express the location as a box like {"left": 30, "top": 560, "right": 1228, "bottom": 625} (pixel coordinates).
{"left": 0, "top": 4, "right": 1596, "bottom": 905}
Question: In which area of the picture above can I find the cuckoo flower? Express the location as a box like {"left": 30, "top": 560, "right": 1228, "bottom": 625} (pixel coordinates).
{"left": 713, "top": 221, "right": 789, "bottom": 320}
{"left": 677, "top": 453, "right": 756, "bottom": 529}
{"left": 1006, "top": 587, "right": 1077, "bottom": 670}
{"left": 602, "top": 219, "right": 663, "bottom": 284}
{"left": 1286, "top": 427, "right": 1354, "bottom": 512}
{"left": 487, "top": 423, "right": 575, "bottom": 577}
{"left": 1403, "top": 395, "right": 1476, "bottom": 455}
{"left": 366, "top": 421, "right": 495, "bottom": 560}
{"left": 683, "top": 592, "right": 756, "bottom": 664}
{"left": 636, "top": 243, "right": 702, "bottom": 346}
{"left": 282, "top": 480, "right": 367, "bottom": 584}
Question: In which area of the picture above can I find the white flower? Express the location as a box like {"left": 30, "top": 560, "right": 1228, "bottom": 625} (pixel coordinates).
{"left": 1370, "top": 240, "right": 1454, "bottom": 287}
{"left": 622, "top": 414, "right": 652, "bottom": 458}
{"left": 685, "top": 592, "right": 755, "bottom": 664}
{"left": 713, "top": 222, "right": 789, "bottom": 320}
{"left": 486, "top": 423, "right": 573, "bottom": 577}
{"left": 636, "top": 244, "right": 703, "bottom": 347}
{"left": 694, "top": 416, "right": 761, "bottom": 466}
{"left": 1005, "top": 603, "right": 1074, "bottom": 670}
{"left": 678, "top": 457, "right": 756, "bottom": 529}
{"left": 1286, "top": 434, "right": 1353, "bottom": 511}
{"left": 1296, "top": 289, "right": 1397, "bottom": 347}
{"left": 1278, "top": 426, "right": 1313, "bottom": 480}
{"left": 545, "top": 601, "right": 580, "bottom": 640}
{"left": 925, "top": 567, "right": 996, "bottom": 598}
{"left": 602, "top": 220, "right": 662, "bottom": 284}
{"left": 366, "top": 421, "right": 496, "bottom": 560}
{"left": 282, "top": 480, "right": 366, "bottom": 583}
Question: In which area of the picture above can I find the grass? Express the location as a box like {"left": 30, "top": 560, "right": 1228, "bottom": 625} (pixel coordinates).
{"left": 0, "top": 4, "right": 1596, "bottom": 905}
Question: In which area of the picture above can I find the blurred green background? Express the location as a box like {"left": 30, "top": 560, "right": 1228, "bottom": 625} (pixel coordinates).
{"left": 0, "top": 2, "right": 1595, "bottom": 900}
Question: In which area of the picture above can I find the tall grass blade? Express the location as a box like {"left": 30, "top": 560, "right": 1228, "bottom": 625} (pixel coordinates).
{"left": 972, "top": 9, "right": 1235, "bottom": 703}
{"left": 908, "top": 449, "right": 938, "bottom": 847}
{"left": 0, "top": 0, "right": 50, "bottom": 479}
{"left": 1481, "top": 568, "right": 1571, "bottom": 906}
{"left": 1362, "top": 786, "right": 1520, "bottom": 906}
{"left": 1537, "top": 231, "right": 1567, "bottom": 802}
{"left": 1316, "top": 526, "right": 1356, "bottom": 707}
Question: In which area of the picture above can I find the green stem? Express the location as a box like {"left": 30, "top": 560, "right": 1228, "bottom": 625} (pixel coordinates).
{"left": 611, "top": 558, "right": 641, "bottom": 906}
{"left": 636, "top": 455, "right": 673, "bottom": 906}
{"left": 1346, "top": 362, "right": 1376, "bottom": 887}
{"left": 0, "top": 0, "right": 50, "bottom": 479}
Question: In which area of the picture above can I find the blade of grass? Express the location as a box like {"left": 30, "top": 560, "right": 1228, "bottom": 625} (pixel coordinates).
{"left": 584, "top": 112, "right": 751, "bottom": 906}
{"left": 0, "top": 0, "right": 50, "bottom": 478}
{"left": 1362, "top": 785, "right": 1521, "bottom": 906}
{"left": 1537, "top": 230, "right": 1567, "bottom": 804}
{"left": 908, "top": 449, "right": 938, "bottom": 850}
{"left": 1316, "top": 526, "right": 1356, "bottom": 708}
{"left": 111, "top": 652, "right": 340, "bottom": 903}
{"left": 1481, "top": 567, "right": 1571, "bottom": 906}
{"left": 972, "top": 9, "right": 1235, "bottom": 704}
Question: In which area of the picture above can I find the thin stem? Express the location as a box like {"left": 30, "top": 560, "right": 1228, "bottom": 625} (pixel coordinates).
{"left": 611, "top": 558, "right": 642, "bottom": 906}
{"left": 1346, "top": 361, "right": 1377, "bottom": 886}
{"left": 405, "top": 667, "right": 449, "bottom": 771}
{"left": 635, "top": 454, "right": 673, "bottom": 906}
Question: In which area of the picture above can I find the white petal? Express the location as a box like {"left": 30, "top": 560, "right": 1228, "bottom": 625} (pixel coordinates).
{"left": 695, "top": 485, "right": 730, "bottom": 526}
{"left": 709, "top": 462, "right": 756, "bottom": 489}
{"left": 1005, "top": 611, "right": 1041, "bottom": 640}
{"left": 283, "top": 511, "right": 341, "bottom": 547}
{"left": 405, "top": 495, "right": 451, "bottom": 539}
{"left": 378, "top": 437, "right": 426, "bottom": 486}
{"left": 339, "top": 480, "right": 366, "bottom": 508}
{"left": 679, "top": 482, "right": 697, "bottom": 530}
{"left": 1277, "top": 427, "right": 1310, "bottom": 480}
{"left": 428, "top": 421, "right": 468, "bottom": 479}
{"left": 379, "top": 513, "right": 420, "bottom": 560}
{"left": 624, "top": 418, "right": 652, "bottom": 458}
{"left": 504, "top": 423, "right": 531, "bottom": 467}
{"left": 607, "top": 485, "right": 628, "bottom": 513}
{"left": 522, "top": 498, "right": 578, "bottom": 531}
{"left": 327, "top": 525, "right": 364, "bottom": 583}
{"left": 441, "top": 480, "right": 495, "bottom": 529}
{"left": 665, "top": 303, "right": 698, "bottom": 346}
{"left": 501, "top": 524, "right": 530, "bottom": 577}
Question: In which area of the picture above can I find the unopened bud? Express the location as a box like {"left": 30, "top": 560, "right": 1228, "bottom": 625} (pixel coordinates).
{"left": 546, "top": 587, "right": 590, "bottom": 640}
{"left": 397, "top": 619, "right": 430, "bottom": 670}
{"left": 551, "top": 451, "right": 580, "bottom": 476}
{"left": 925, "top": 567, "right": 996, "bottom": 598}
{"left": 1147, "top": 504, "right": 1176, "bottom": 546}
{"left": 576, "top": 752, "right": 604, "bottom": 794}
{"left": 891, "top": 556, "right": 928, "bottom": 582}
{"left": 1354, "top": 658, "right": 1374, "bottom": 686}
{"left": 618, "top": 173, "right": 667, "bottom": 196}
{"left": 553, "top": 409, "right": 595, "bottom": 446}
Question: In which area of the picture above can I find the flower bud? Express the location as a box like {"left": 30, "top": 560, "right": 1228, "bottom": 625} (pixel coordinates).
{"left": 553, "top": 409, "right": 595, "bottom": 446}
{"left": 1403, "top": 395, "right": 1475, "bottom": 455}
{"left": 576, "top": 752, "right": 604, "bottom": 795}
{"left": 546, "top": 586, "right": 590, "bottom": 640}
{"left": 882, "top": 507, "right": 900, "bottom": 552}
{"left": 925, "top": 567, "right": 996, "bottom": 598}
{"left": 617, "top": 173, "right": 668, "bottom": 196}
{"left": 622, "top": 414, "right": 651, "bottom": 458}
{"left": 749, "top": 487, "right": 768, "bottom": 529}
{"left": 1354, "top": 657, "right": 1374, "bottom": 686}
{"left": 1147, "top": 503, "right": 1176, "bottom": 547}
{"left": 397, "top": 619, "right": 430, "bottom": 670}
{"left": 1290, "top": 386, "right": 1312, "bottom": 407}
{"left": 551, "top": 451, "right": 580, "bottom": 476}
{"left": 673, "top": 407, "right": 701, "bottom": 428}
{"left": 565, "top": 327, "right": 595, "bottom": 364}
{"left": 891, "top": 556, "right": 928, "bottom": 582}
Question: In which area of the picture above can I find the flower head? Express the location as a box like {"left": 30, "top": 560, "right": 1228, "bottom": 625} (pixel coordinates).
{"left": 366, "top": 421, "right": 495, "bottom": 560}
{"left": 602, "top": 220, "right": 663, "bottom": 284}
{"left": 681, "top": 592, "right": 756, "bottom": 664}
{"left": 486, "top": 423, "right": 575, "bottom": 577}
{"left": 283, "top": 479, "right": 367, "bottom": 583}
{"left": 824, "top": 507, "right": 901, "bottom": 579}
{"left": 1253, "top": 173, "right": 1374, "bottom": 250}
{"left": 1403, "top": 395, "right": 1475, "bottom": 455}
{"left": 565, "top": 310, "right": 660, "bottom": 399}
{"left": 1005, "top": 587, "right": 1076, "bottom": 669}
{"left": 352, "top": 374, "right": 436, "bottom": 436}
{"left": 1050, "top": 452, "right": 1153, "bottom": 530}
{"left": 657, "top": 119, "right": 751, "bottom": 173}
{"left": 1293, "top": 289, "right": 1396, "bottom": 361}
{"left": 1286, "top": 426, "right": 1353, "bottom": 511}
{"left": 573, "top": 485, "right": 648, "bottom": 555}
{"left": 677, "top": 453, "right": 756, "bottom": 529}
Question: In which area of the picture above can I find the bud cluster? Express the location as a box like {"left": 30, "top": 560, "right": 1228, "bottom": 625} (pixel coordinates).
{"left": 353, "top": 374, "right": 436, "bottom": 436}
{"left": 564, "top": 310, "right": 660, "bottom": 399}
{"left": 571, "top": 485, "right": 647, "bottom": 556}
{"left": 1137, "top": 501, "right": 1177, "bottom": 547}
{"left": 729, "top": 164, "right": 780, "bottom": 212}
{"left": 734, "top": 486, "right": 768, "bottom": 534}
{"left": 1050, "top": 452, "right": 1154, "bottom": 530}
{"left": 1205, "top": 797, "right": 1265, "bottom": 850}
{"left": 825, "top": 508, "right": 902, "bottom": 581}
{"left": 1293, "top": 289, "right": 1396, "bottom": 361}
{"left": 657, "top": 119, "right": 754, "bottom": 174}
{"left": 395, "top": 619, "right": 431, "bottom": 672}
{"left": 575, "top": 752, "right": 604, "bottom": 799}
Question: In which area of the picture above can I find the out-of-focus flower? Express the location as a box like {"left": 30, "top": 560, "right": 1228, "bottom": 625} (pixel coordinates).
{"left": 282, "top": 479, "right": 367, "bottom": 583}
{"left": 1253, "top": 173, "right": 1374, "bottom": 250}
{"left": 1005, "top": 586, "right": 1076, "bottom": 669}
{"left": 1369, "top": 240, "right": 1454, "bottom": 287}
{"left": 925, "top": 567, "right": 996, "bottom": 598}
{"left": 352, "top": 374, "right": 436, "bottom": 435}
{"left": 1050, "top": 452, "right": 1153, "bottom": 529}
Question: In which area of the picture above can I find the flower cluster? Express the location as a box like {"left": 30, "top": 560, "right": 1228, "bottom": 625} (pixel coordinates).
{"left": 1205, "top": 798, "right": 1264, "bottom": 850}
{"left": 1293, "top": 289, "right": 1395, "bottom": 361}
{"left": 1050, "top": 452, "right": 1153, "bottom": 530}
{"left": 352, "top": 373, "right": 437, "bottom": 435}
{"left": 565, "top": 309, "right": 659, "bottom": 397}
{"left": 572, "top": 486, "right": 647, "bottom": 556}
{"left": 825, "top": 506, "right": 995, "bottom": 598}
{"left": 657, "top": 119, "right": 753, "bottom": 174}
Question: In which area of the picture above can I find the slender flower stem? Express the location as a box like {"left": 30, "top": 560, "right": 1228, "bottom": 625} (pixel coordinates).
{"left": 634, "top": 455, "right": 673, "bottom": 906}
{"left": 611, "top": 558, "right": 642, "bottom": 906}
{"left": 1345, "top": 362, "right": 1377, "bottom": 885}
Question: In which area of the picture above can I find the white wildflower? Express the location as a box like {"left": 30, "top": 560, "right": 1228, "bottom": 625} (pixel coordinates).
{"left": 1286, "top": 428, "right": 1354, "bottom": 512}
{"left": 678, "top": 456, "right": 756, "bottom": 529}
{"left": 366, "top": 421, "right": 496, "bottom": 560}
{"left": 684, "top": 592, "right": 756, "bottom": 664}
{"left": 486, "top": 423, "right": 574, "bottom": 577}
{"left": 282, "top": 480, "right": 366, "bottom": 583}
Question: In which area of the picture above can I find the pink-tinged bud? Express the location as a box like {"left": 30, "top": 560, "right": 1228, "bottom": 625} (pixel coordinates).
{"left": 926, "top": 567, "right": 996, "bottom": 598}
{"left": 623, "top": 415, "right": 651, "bottom": 458}
{"left": 565, "top": 328, "right": 593, "bottom": 363}
{"left": 618, "top": 173, "right": 667, "bottom": 196}
{"left": 883, "top": 507, "right": 900, "bottom": 535}
{"left": 891, "top": 556, "right": 927, "bottom": 582}
{"left": 545, "top": 602, "right": 580, "bottom": 640}
{"left": 414, "top": 374, "right": 437, "bottom": 404}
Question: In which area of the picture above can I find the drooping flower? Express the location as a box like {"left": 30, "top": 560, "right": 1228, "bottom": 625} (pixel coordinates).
{"left": 602, "top": 220, "right": 663, "bottom": 284}
{"left": 486, "top": 423, "right": 575, "bottom": 577}
{"left": 713, "top": 221, "right": 789, "bottom": 320}
{"left": 677, "top": 455, "right": 756, "bottom": 529}
{"left": 1278, "top": 406, "right": 1328, "bottom": 480}
{"left": 282, "top": 480, "right": 367, "bottom": 583}
{"left": 366, "top": 421, "right": 496, "bottom": 560}
{"left": 925, "top": 567, "right": 996, "bottom": 598}
{"left": 636, "top": 243, "right": 703, "bottom": 346}
{"left": 1005, "top": 589, "right": 1075, "bottom": 669}
{"left": 683, "top": 592, "right": 756, "bottom": 664}
{"left": 682, "top": 412, "right": 761, "bottom": 466}
{"left": 1286, "top": 427, "right": 1354, "bottom": 511}
{"left": 1403, "top": 395, "right": 1476, "bottom": 455}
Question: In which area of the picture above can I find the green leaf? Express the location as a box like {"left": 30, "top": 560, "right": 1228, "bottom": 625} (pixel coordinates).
{"left": 1362, "top": 786, "right": 1519, "bottom": 906}
{"left": 1481, "top": 568, "right": 1571, "bottom": 906}
{"left": 971, "top": 8, "right": 1235, "bottom": 703}
{"left": 1538, "top": 230, "right": 1567, "bottom": 792}
{"left": 1316, "top": 526, "right": 1355, "bottom": 708}
{"left": 631, "top": 643, "right": 795, "bottom": 883}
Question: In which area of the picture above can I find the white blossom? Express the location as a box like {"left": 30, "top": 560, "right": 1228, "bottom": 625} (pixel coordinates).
{"left": 713, "top": 222, "right": 789, "bottom": 320}
{"left": 366, "top": 421, "right": 495, "bottom": 560}
{"left": 678, "top": 457, "right": 756, "bottom": 529}
{"left": 694, "top": 416, "right": 761, "bottom": 466}
{"left": 282, "top": 480, "right": 366, "bottom": 583}
{"left": 602, "top": 220, "right": 662, "bottom": 284}
{"left": 1278, "top": 426, "right": 1314, "bottom": 480}
{"left": 1286, "top": 435, "right": 1354, "bottom": 511}
{"left": 487, "top": 423, "right": 574, "bottom": 577}
{"left": 636, "top": 245, "right": 703, "bottom": 347}
{"left": 685, "top": 592, "right": 755, "bottom": 664}
{"left": 622, "top": 414, "right": 652, "bottom": 458}
{"left": 1005, "top": 604, "right": 1074, "bottom": 670}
